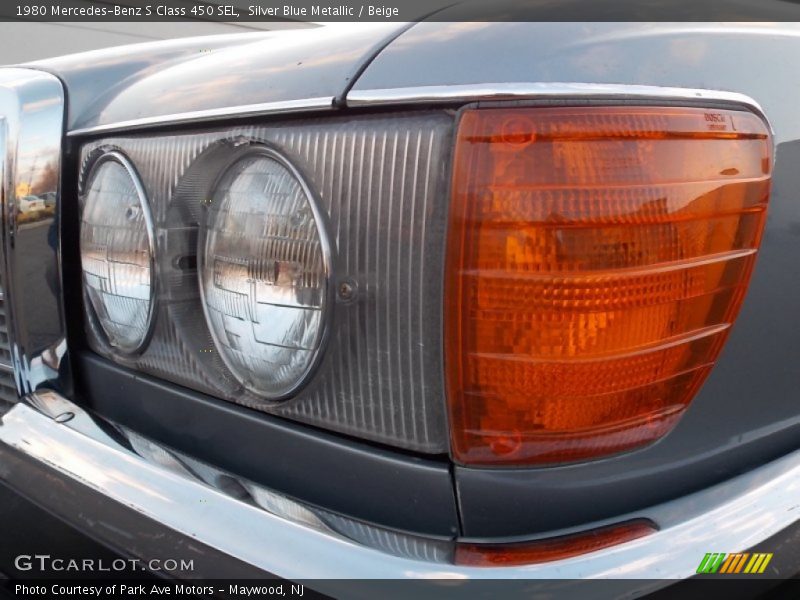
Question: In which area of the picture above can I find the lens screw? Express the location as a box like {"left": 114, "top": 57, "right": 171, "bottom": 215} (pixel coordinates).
{"left": 337, "top": 278, "right": 358, "bottom": 304}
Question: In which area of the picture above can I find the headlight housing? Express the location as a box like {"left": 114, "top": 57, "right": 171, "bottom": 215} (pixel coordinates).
{"left": 78, "top": 113, "right": 453, "bottom": 453}
{"left": 80, "top": 152, "right": 155, "bottom": 354}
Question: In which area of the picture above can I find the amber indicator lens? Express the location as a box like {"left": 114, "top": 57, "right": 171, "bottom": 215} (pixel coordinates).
{"left": 455, "top": 520, "right": 656, "bottom": 567}
{"left": 445, "top": 105, "right": 772, "bottom": 466}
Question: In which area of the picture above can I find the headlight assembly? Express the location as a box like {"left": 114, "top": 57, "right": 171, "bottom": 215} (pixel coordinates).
{"left": 76, "top": 99, "right": 773, "bottom": 466}
{"left": 80, "top": 152, "right": 155, "bottom": 354}
{"left": 200, "top": 148, "right": 332, "bottom": 399}
{"left": 78, "top": 113, "right": 452, "bottom": 453}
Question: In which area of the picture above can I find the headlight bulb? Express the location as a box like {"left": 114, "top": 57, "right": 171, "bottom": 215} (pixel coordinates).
{"left": 199, "top": 147, "right": 332, "bottom": 399}
{"left": 80, "top": 152, "right": 156, "bottom": 354}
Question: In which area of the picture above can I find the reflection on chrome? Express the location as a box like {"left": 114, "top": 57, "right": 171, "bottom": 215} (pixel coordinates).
{"left": 0, "top": 68, "right": 67, "bottom": 397}
{"left": 121, "top": 423, "right": 453, "bottom": 564}
{"left": 4, "top": 390, "right": 800, "bottom": 588}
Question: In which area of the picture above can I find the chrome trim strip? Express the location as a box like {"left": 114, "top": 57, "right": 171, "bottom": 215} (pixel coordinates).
{"left": 2, "top": 391, "right": 800, "bottom": 588}
{"left": 67, "top": 97, "right": 335, "bottom": 137}
{"left": 0, "top": 68, "right": 66, "bottom": 396}
{"left": 67, "top": 84, "right": 768, "bottom": 139}
{"left": 346, "top": 82, "right": 767, "bottom": 116}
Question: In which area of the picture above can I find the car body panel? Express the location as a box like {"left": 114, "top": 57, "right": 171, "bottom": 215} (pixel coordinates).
{"left": 28, "top": 24, "right": 406, "bottom": 131}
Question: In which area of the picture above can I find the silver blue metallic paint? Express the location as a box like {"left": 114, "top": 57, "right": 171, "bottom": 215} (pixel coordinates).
{"left": 28, "top": 24, "right": 406, "bottom": 132}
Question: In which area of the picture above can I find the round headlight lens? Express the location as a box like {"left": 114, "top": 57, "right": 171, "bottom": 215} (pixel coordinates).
{"left": 80, "top": 152, "right": 155, "bottom": 353}
{"left": 200, "top": 149, "right": 331, "bottom": 399}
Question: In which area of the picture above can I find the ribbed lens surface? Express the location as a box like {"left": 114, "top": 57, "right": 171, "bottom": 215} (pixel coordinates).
{"left": 80, "top": 112, "right": 452, "bottom": 453}
{"left": 201, "top": 152, "right": 328, "bottom": 398}
{"left": 80, "top": 156, "right": 153, "bottom": 352}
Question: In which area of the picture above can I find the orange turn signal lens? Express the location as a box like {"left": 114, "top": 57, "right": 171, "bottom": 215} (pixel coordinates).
{"left": 445, "top": 105, "right": 772, "bottom": 466}
{"left": 455, "top": 520, "right": 656, "bottom": 567}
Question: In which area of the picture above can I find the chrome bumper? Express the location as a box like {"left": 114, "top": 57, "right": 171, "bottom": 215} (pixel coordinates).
{"left": 0, "top": 391, "right": 799, "bottom": 592}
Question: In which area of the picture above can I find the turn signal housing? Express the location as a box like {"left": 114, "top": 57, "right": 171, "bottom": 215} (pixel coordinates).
{"left": 445, "top": 104, "right": 772, "bottom": 466}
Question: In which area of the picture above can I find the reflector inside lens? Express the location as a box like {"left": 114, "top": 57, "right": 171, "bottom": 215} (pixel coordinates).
{"left": 445, "top": 105, "right": 772, "bottom": 466}
{"left": 200, "top": 149, "right": 330, "bottom": 399}
{"left": 80, "top": 153, "right": 155, "bottom": 353}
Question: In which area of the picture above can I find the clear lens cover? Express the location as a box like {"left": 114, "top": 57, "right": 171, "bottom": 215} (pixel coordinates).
{"left": 80, "top": 153, "right": 155, "bottom": 353}
{"left": 79, "top": 113, "right": 452, "bottom": 453}
{"left": 200, "top": 149, "right": 331, "bottom": 399}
